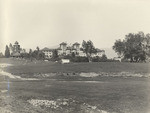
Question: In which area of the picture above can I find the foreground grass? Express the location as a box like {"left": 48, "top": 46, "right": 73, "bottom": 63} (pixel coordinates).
{"left": 0, "top": 78, "right": 150, "bottom": 113}
{"left": 0, "top": 58, "right": 150, "bottom": 113}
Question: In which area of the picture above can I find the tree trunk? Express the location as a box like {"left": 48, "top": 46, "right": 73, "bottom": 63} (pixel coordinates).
{"left": 130, "top": 57, "right": 133, "bottom": 62}
{"left": 87, "top": 54, "right": 92, "bottom": 62}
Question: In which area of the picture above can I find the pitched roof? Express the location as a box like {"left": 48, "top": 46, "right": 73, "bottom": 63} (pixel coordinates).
{"left": 41, "top": 47, "right": 53, "bottom": 51}
{"left": 15, "top": 41, "right": 19, "bottom": 45}
{"left": 60, "top": 42, "right": 67, "bottom": 45}
{"left": 73, "top": 42, "right": 80, "bottom": 45}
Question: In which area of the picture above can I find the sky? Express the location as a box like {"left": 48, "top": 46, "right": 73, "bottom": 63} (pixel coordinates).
{"left": 1, "top": 0, "right": 150, "bottom": 58}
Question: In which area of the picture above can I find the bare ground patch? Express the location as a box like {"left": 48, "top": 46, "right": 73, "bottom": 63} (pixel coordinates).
{"left": 27, "top": 98, "right": 109, "bottom": 113}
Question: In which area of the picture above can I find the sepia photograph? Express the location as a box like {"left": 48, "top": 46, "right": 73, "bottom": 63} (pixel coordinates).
{"left": 0, "top": 0, "right": 150, "bottom": 113}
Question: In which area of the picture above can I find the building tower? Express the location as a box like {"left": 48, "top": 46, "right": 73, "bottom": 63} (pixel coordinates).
{"left": 73, "top": 42, "right": 80, "bottom": 51}
{"left": 60, "top": 42, "right": 67, "bottom": 54}
{"left": 13, "top": 41, "right": 20, "bottom": 53}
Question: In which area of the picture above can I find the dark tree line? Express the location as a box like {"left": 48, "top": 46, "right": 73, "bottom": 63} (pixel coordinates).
{"left": 5, "top": 45, "right": 10, "bottom": 58}
{"left": 21, "top": 47, "right": 45, "bottom": 61}
{"left": 3, "top": 40, "right": 107, "bottom": 62}
{"left": 4, "top": 44, "right": 45, "bottom": 60}
{"left": 113, "top": 32, "right": 150, "bottom": 62}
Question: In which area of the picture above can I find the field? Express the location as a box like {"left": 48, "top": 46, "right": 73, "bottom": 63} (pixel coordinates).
{"left": 0, "top": 58, "right": 150, "bottom": 113}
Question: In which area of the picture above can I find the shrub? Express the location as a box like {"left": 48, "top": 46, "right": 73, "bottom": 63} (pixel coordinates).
{"left": 72, "top": 56, "right": 89, "bottom": 62}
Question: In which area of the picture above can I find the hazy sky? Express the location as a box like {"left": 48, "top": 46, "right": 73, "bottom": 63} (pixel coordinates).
{"left": 1, "top": 0, "right": 150, "bottom": 57}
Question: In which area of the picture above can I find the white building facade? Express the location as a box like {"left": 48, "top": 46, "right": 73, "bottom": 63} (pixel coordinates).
{"left": 42, "top": 42, "right": 105, "bottom": 59}
{"left": 41, "top": 47, "right": 53, "bottom": 59}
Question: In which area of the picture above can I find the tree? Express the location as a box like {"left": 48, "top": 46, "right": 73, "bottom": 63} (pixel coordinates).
{"left": 52, "top": 49, "right": 58, "bottom": 59}
{"left": 29, "top": 49, "right": 32, "bottom": 54}
{"left": 113, "top": 39, "right": 125, "bottom": 57}
{"left": 9, "top": 43, "right": 13, "bottom": 47}
{"left": 113, "top": 32, "right": 147, "bottom": 62}
{"left": 0, "top": 52, "right": 4, "bottom": 58}
{"left": 143, "top": 34, "right": 150, "bottom": 59}
{"left": 100, "top": 54, "right": 108, "bottom": 62}
{"left": 29, "top": 49, "right": 33, "bottom": 61}
{"left": 71, "top": 52, "right": 75, "bottom": 58}
{"left": 82, "top": 40, "right": 97, "bottom": 62}
{"left": 36, "top": 46, "right": 40, "bottom": 52}
{"left": 37, "top": 51, "right": 45, "bottom": 60}
{"left": 5, "top": 45, "right": 10, "bottom": 58}
{"left": 29, "top": 47, "right": 45, "bottom": 60}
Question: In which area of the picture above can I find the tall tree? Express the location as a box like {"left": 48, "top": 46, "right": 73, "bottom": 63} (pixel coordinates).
{"left": 113, "top": 39, "right": 125, "bottom": 57}
{"left": 113, "top": 32, "right": 147, "bottom": 62}
{"left": 29, "top": 49, "right": 32, "bottom": 55}
{"left": 9, "top": 43, "right": 13, "bottom": 48}
{"left": 82, "top": 40, "right": 97, "bottom": 62}
{"left": 5, "top": 45, "right": 10, "bottom": 58}
{"left": 37, "top": 51, "right": 45, "bottom": 60}
{"left": 36, "top": 46, "right": 40, "bottom": 52}
{"left": 143, "top": 34, "right": 150, "bottom": 58}
{"left": 52, "top": 49, "right": 58, "bottom": 59}
{"left": 29, "top": 49, "right": 33, "bottom": 61}
{"left": 71, "top": 52, "right": 75, "bottom": 58}
{"left": 9, "top": 43, "right": 13, "bottom": 56}
{"left": 0, "top": 52, "right": 4, "bottom": 58}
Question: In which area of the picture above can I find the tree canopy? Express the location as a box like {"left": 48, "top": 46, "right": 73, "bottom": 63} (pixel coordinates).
{"left": 5, "top": 45, "right": 10, "bottom": 58}
{"left": 52, "top": 49, "right": 59, "bottom": 60}
{"left": 82, "top": 40, "right": 97, "bottom": 62}
{"left": 113, "top": 32, "right": 150, "bottom": 62}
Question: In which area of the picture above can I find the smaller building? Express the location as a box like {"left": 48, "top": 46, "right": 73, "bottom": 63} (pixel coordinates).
{"left": 78, "top": 50, "right": 86, "bottom": 57}
{"left": 91, "top": 49, "right": 105, "bottom": 57}
{"left": 61, "top": 59, "right": 70, "bottom": 64}
{"left": 41, "top": 47, "right": 53, "bottom": 59}
{"left": 10, "top": 41, "right": 21, "bottom": 57}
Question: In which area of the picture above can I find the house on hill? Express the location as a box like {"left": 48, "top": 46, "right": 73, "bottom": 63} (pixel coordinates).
{"left": 57, "top": 42, "right": 86, "bottom": 56}
{"left": 41, "top": 47, "right": 53, "bottom": 59}
{"left": 42, "top": 42, "right": 106, "bottom": 59}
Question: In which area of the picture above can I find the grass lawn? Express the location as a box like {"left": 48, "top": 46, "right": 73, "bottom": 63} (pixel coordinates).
{"left": 0, "top": 77, "right": 150, "bottom": 113}
{"left": 0, "top": 58, "right": 150, "bottom": 113}
{"left": 1, "top": 58, "right": 149, "bottom": 74}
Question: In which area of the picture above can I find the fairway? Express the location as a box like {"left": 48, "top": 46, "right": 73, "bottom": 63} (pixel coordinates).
{"left": 0, "top": 58, "right": 150, "bottom": 113}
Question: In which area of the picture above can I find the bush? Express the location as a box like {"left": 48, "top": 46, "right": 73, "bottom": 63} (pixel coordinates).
{"left": 72, "top": 56, "right": 89, "bottom": 62}
{"left": 106, "top": 59, "right": 120, "bottom": 62}
{"left": 50, "top": 57, "right": 61, "bottom": 62}
{"left": 92, "top": 56, "right": 100, "bottom": 62}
